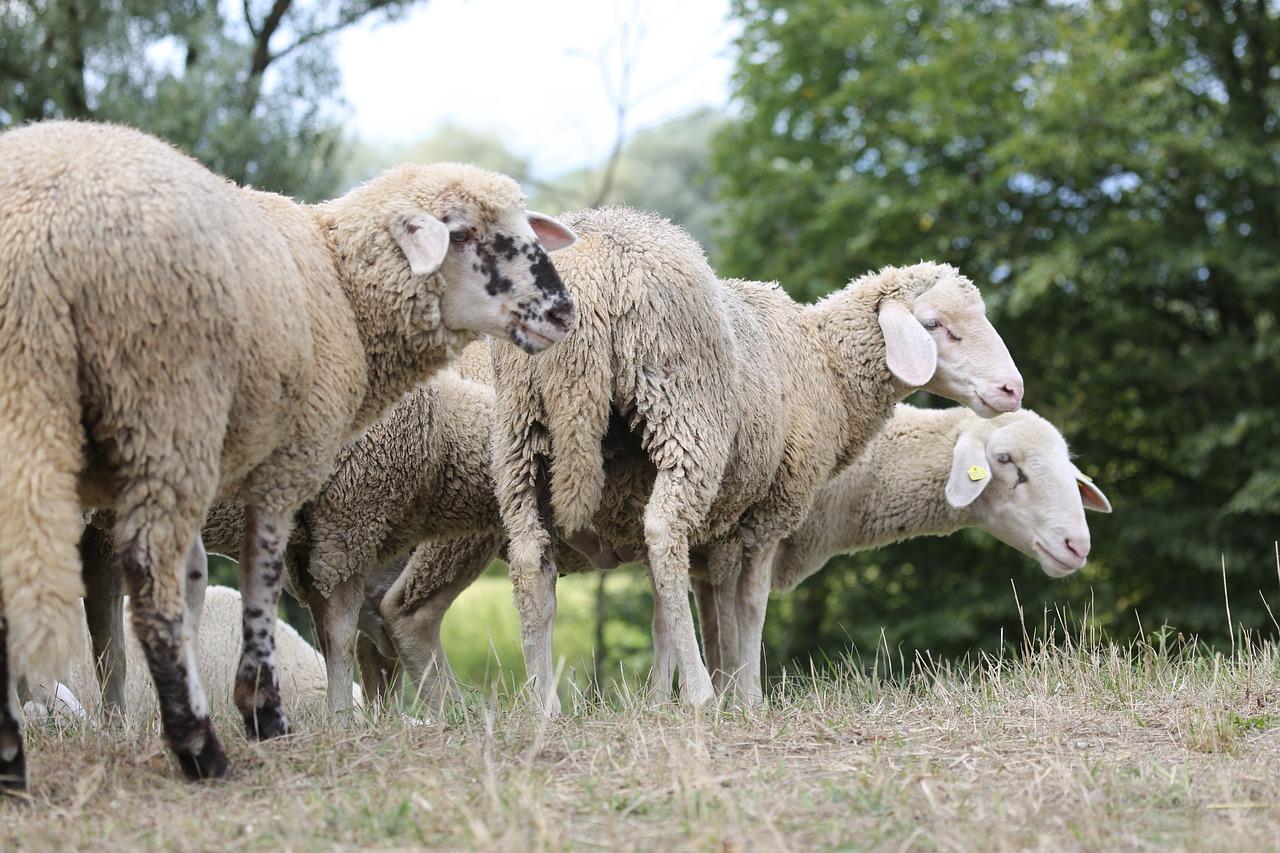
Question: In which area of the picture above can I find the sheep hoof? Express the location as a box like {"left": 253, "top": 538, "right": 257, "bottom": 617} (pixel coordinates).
{"left": 0, "top": 725, "right": 26, "bottom": 798}
{"left": 243, "top": 705, "right": 291, "bottom": 741}
{"left": 174, "top": 723, "right": 229, "bottom": 781}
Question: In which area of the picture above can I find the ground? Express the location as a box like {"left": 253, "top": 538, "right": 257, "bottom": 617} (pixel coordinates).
{"left": 5, "top": 636, "right": 1279, "bottom": 850}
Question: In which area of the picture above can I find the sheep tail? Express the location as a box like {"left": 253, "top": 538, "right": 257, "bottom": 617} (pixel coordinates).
{"left": 0, "top": 319, "right": 85, "bottom": 682}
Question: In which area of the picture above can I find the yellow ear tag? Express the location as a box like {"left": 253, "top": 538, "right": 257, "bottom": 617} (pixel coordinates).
{"left": 967, "top": 465, "right": 989, "bottom": 482}
{"left": 1076, "top": 472, "right": 1094, "bottom": 484}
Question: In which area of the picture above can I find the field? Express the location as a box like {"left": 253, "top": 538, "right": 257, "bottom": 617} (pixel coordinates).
{"left": 6, "top": 629, "right": 1280, "bottom": 850}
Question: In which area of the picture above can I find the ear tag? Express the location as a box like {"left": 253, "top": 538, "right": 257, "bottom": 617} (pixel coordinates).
{"left": 1075, "top": 472, "right": 1094, "bottom": 484}
{"left": 967, "top": 465, "right": 989, "bottom": 482}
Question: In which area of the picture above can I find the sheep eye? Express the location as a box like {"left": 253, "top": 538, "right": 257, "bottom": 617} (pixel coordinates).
{"left": 923, "top": 318, "right": 941, "bottom": 330}
{"left": 996, "top": 453, "right": 1011, "bottom": 464}
{"left": 449, "top": 229, "right": 472, "bottom": 244}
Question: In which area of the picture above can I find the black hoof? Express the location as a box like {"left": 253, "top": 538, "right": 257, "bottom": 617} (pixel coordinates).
{"left": 0, "top": 732, "right": 26, "bottom": 798}
{"left": 243, "top": 704, "right": 290, "bottom": 741}
{"left": 174, "top": 722, "right": 229, "bottom": 781}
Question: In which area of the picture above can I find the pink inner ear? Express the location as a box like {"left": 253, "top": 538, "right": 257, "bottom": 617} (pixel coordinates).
{"left": 1078, "top": 480, "right": 1112, "bottom": 513}
{"left": 528, "top": 213, "right": 577, "bottom": 251}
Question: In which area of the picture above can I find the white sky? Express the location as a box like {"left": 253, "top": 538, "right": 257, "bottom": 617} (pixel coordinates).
{"left": 335, "top": 0, "right": 737, "bottom": 174}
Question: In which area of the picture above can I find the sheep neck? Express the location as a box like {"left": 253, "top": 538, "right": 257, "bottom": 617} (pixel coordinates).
{"left": 772, "top": 408, "right": 974, "bottom": 592}
{"left": 805, "top": 274, "right": 928, "bottom": 471}
{"left": 316, "top": 209, "right": 466, "bottom": 429}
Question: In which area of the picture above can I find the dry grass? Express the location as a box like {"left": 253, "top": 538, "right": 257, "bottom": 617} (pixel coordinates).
{"left": 5, "top": 632, "right": 1280, "bottom": 851}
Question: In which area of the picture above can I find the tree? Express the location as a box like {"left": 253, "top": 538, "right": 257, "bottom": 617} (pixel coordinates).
{"left": 715, "top": 0, "right": 1280, "bottom": 666}
{"left": 0, "top": 1, "right": 421, "bottom": 199}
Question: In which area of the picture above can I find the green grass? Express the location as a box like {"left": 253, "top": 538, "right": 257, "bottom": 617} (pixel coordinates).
{"left": 7, "top": 632, "right": 1280, "bottom": 849}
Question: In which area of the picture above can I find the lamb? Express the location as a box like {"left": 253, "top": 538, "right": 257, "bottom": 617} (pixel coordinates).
{"left": 696, "top": 404, "right": 1112, "bottom": 686}
{"left": 366, "top": 404, "right": 1109, "bottom": 707}
{"left": 24, "top": 586, "right": 351, "bottom": 725}
{"left": 0, "top": 119, "right": 576, "bottom": 791}
{"left": 488, "top": 205, "right": 1023, "bottom": 713}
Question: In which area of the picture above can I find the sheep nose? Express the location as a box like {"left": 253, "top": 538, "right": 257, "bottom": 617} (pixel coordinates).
{"left": 1064, "top": 536, "right": 1090, "bottom": 562}
{"left": 998, "top": 378, "right": 1024, "bottom": 408}
{"left": 545, "top": 299, "right": 575, "bottom": 331}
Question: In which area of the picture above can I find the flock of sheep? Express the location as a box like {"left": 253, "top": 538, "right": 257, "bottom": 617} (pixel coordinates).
{"left": 0, "top": 120, "right": 1110, "bottom": 797}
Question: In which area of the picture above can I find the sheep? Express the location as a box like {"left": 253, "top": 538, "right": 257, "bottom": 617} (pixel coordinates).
{"left": 695, "top": 404, "right": 1112, "bottom": 687}
{"left": 357, "top": 404, "right": 1110, "bottom": 708}
{"left": 80, "top": 345, "right": 612, "bottom": 718}
{"left": 23, "top": 586, "right": 353, "bottom": 726}
{"left": 488, "top": 206, "right": 1024, "bottom": 713}
{"left": 0, "top": 119, "right": 576, "bottom": 791}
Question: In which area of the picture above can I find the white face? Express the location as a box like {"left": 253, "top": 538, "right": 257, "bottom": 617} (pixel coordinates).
{"left": 436, "top": 209, "right": 578, "bottom": 354}
{"left": 913, "top": 277, "right": 1024, "bottom": 417}
{"left": 949, "top": 416, "right": 1111, "bottom": 578}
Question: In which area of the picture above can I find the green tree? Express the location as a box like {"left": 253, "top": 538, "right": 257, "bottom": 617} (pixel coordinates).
{"left": 0, "top": 0, "right": 421, "bottom": 199}
{"left": 715, "top": 0, "right": 1280, "bottom": 666}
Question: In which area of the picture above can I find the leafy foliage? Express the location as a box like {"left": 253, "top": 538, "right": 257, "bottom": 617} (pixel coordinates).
{"left": 0, "top": 0, "right": 420, "bottom": 199}
{"left": 714, "top": 0, "right": 1280, "bottom": 665}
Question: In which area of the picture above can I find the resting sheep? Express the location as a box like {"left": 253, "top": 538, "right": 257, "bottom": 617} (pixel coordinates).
{"left": 371, "top": 404, "right": 1109, "bottom": 706}
{"left": 25, "top": 586, "right": 349, "bottom": 725}
{"left": 489, "top": 205, "right": 1023, "bottom": 712}
{"left": 0, "top": 119, "right": 576, "bottom": 791}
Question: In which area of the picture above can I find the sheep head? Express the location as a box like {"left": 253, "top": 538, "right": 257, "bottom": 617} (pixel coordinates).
{"left": 944, "top": 409, "right": 1111, "bottom": 577}
{"left": 331, "top": 162, "right": 578, "bottom": 357}
{"left": 878, "top": 263, "right": 1023, "bottom": 416}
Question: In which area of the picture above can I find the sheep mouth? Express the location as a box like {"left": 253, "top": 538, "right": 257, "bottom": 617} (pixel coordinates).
{"left": 1033, "top": 540, "right": 1083, "bottom": 577}
{"left": 970, "top": 392, "right": 1003, "bottom": 419}
{"left": 509, "top": 321, "right": 565, "bottom": 354}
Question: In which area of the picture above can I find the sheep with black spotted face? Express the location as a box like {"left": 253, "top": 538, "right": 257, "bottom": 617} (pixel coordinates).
{"left": 0, "top": 119, "right": 575, "bottom": 793}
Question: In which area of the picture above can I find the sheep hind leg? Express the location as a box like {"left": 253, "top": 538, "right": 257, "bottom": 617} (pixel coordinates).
{"left": 508, "top": 454, "right": 562, "bottom": 716}
{"left": 305, "top": 571, "right": 363, "bottom": 718}
{"left": 184, "top": 535, "right": 208, "bottom": 643}
{"left": 732, "top": 540, "right": 779, "bottom": 708}
{"left": 234, "top": 506, "right": 292, "bottom": 740}
{"left": 693, "top": 578, "right": 736, "bottom": 696}
{"left": 385, "top": 534, "right": 501, "bottom": 716}
{"left": 118, "top": 515, "right": 227, "bottom": 780}
{"left": 81, "top": 520, "right": 128, "bottom": 720}
{"left": 643, "top": 471, "right": 714, "bottom": 708}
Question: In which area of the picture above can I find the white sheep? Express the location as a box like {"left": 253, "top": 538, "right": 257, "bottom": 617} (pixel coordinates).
{"left": 0, "top": 119, "right": 576, "bottom": 790}
{"left": 24, "top": 587, "right": 355, "bottom": 726}
{"left": 696, "top": 404, "right": 1112, "bottom": 686}
{"left": 366, "top": 404, "right": 1110, "bottom": 706}
{"left": 489, "top": 205, "right": 1024, "bottom": 712}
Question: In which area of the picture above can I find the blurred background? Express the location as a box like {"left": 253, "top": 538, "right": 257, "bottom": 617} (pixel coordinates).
{"left": 4, "top": 0, "right": 1276, "bottom": 690}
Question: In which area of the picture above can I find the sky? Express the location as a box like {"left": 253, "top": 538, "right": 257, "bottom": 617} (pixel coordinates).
{"left": 335, "top": 0, "right": 737, "bottom": 175}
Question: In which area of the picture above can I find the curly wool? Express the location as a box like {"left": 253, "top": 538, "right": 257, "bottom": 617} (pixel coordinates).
{"left": 0, "top": 121, "right": 519, "bottom": 679}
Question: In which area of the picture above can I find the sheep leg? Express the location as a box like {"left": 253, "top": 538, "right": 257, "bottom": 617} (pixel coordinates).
{"left": 184, "top": 535, "right": 208, "bottom": 643}
{"left": 693, "top": 578, "right": 736, "bottom": 695}
{"left": 385, "top": 534, "right": 501, "bottom": 714}
{"left": 355, "top": 632, "right": 398, "bottom": 709}
{"left": 644, "top": 472, "right": 715, "bottom": 707}
{"left": 0, "top": 609, "right": 26, "bottom": 795}
{"left": 648, "top": 568, "right": 676, "bottom": 701}
{"left": 306, "top": 572, "right": 363, "bottom": 717}
{"left": 732, "top": 540, "right": 780, "bottom": 708}
{"left": 508, "top": 455, "right": 562, "bottom": 716}
{"left": 81, "top": 521, "right": 128, "bottom": 719}
{"left": 118, "top": 518, "right": 228, "bottom": 780}
{"left": 234, "top": 506, "right": 292, "bottom": 740}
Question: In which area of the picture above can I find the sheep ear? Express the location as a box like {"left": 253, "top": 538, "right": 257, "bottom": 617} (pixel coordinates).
{"left": 945, "top": 432, "right": 991, "bottom": 508}
{"left": 389, "top": 212, "right": 450, "bottom": 276}
{"left": 528, "top": 211, "right": 577, "bottom": 251}
{"left": 1072, "top": 464, "right": 1113, "bottom": 513}
{"left": 878, "top": 299, "right": 937, "bottom": 386}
